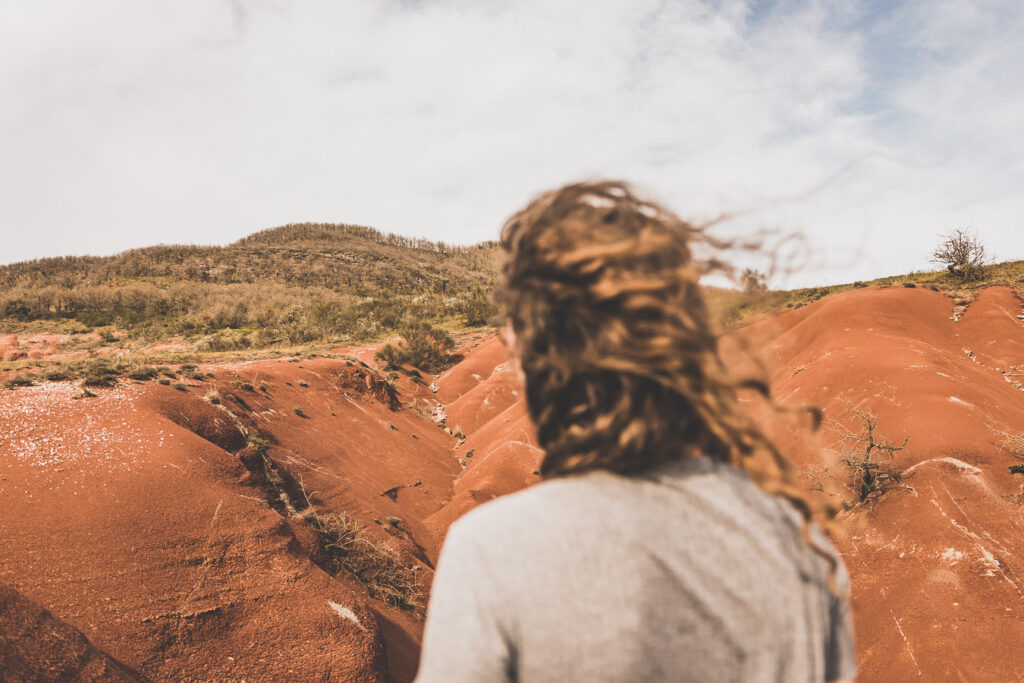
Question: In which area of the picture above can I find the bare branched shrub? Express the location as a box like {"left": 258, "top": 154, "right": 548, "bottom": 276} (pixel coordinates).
{"left": 835, "top": 409, "right": 909, "bottom": 503}
{"left": 740, "top": 268, "right": 768, "bottom": 294}
{"left": 932, "top": 228, "right": 987, "bottom": 281}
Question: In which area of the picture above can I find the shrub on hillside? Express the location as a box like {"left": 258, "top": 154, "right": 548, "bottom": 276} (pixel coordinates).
{"left": 374, "top": 322, "right": 454, "bottom": 373}
{"left": 42, "top": 366, "right": 72, "bottom": 381}
{"left": 932, "top": 229, "right": 987, "bottom": 281}
{"left": 197, "top": 329, "right": 253, "bottom": 352}
{"left": 740, "top": 268, "right": 768, "bottom": 294}
{"left": 303, "top": 502, "right": 424, "bottom": 617}
{"left": 4, "top": 374, "right": 36, "bottom": 389}
{"left": 81, "top": 360, "right": 121, "bottom": 388}
{"left": 402, "top": 322, "right": 455, "bottom": 372}
{"left": 461, "top": 286, "right": 497, "bottom": 326}
{"left": 836, "top": 409, "right": 908, "bottom": 504}
{"left": 126, "top": 365, "right": 158, "bottom": 381}
{"left": 374, "top": 343, "right": 405, "bottom": 369}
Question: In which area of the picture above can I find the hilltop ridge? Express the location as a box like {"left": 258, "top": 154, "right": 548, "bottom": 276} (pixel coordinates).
{"left": 0, "top": 223, "right": 501, "bottom": 352}
{"left": 0, "top": 223, "right": 501, "bottom": 293}
{"left": 1, "top": 220, "right": 1022, "bottom": 372}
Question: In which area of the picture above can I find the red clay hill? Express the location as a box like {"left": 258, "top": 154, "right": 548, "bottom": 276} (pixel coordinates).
{"left": 2, "top": 286, "right": 1024, "bottom": 680}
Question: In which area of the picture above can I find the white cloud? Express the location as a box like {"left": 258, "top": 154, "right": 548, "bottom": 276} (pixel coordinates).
{"left": 1, "top": 0, "right": 1022, "bottom": 286}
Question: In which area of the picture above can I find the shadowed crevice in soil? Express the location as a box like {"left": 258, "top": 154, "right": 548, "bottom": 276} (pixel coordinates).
{"left": 224, "top": 427, "right": 430, "bottom": 680}
{"left": 371, "top": 607, "right": 422, "bottom": 683}
{"left": 0, "top": 582, "right": 148, "bottom": 682}
{"left": 152, "top": 391, "right": 249, "bottom": 453}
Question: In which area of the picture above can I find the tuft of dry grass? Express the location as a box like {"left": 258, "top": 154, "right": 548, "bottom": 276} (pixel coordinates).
{"left": 2, "top": 356, "right": 169, "bottom": 389}
{"left": 4, "top": 374, "right": 36, "bottom": 389}
{"left": 300, "top": 485, "right": 424, "bottom": 617}
{"left": 991, "top": 427, "right": 1024, "bottom": 462}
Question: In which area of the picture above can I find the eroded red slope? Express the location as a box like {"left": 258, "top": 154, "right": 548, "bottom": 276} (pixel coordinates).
{"left": 4, "top": 285, "right": 1023, "bottom": 681}
{"left": 738, "top": 286, "right": 1024, "bottom": 681}
{"left": 424, "top": 286, "right": 1024, "bottom": 681}
{"left": 0, "top": 357, "right": 460, "bottom": 681}
{"left": 424, "top": 336, "right": 541, "bottom": 542}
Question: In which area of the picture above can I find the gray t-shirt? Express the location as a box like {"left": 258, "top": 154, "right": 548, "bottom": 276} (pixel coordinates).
{"left": 416, "top": 456, "right": 856, "bottom": 682}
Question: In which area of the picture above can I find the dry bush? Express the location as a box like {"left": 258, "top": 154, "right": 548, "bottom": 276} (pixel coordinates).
{"left": 80, "top": 360, "right": 122, "bottom": 387}
{"left": 42, "top": 366, "right": 72, "bottom": 381}
{"left": 374, "top": 322, "right": 455, "bottom": 373}
{"left": 461, "top": 285, "right": 497, "bottom": 326}
{"left": 835, "top": 409, "right": 909, "bottom": 504}
{"left": 126, "top": 365, "right": 158, "bottom": 380}
{"left": 740, "top": 268, "right": 768, "bottom": 294}
{"left": 932, "top": 229, "right": 987, "bottom": 281}
{"left": 401, "top": 322, "right": 455, "bottom": 372}
{"left": 374, "top": 343, "right": 404, "bottom": 369}
{"left": 4, "top": 374, "right": 37, "bottom": 389}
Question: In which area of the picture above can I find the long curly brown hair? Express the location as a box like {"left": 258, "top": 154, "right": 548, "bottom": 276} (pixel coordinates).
{"left": 496, "top": 181, "right": 839, "bottom": 552}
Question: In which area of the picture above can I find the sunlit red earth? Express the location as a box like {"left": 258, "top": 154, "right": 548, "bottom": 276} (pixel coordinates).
{"left": 2, "top": 286, "right": 1023, "bottom": 680}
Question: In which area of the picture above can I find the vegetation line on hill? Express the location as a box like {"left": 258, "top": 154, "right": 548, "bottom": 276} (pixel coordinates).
{"left": 2, "top": 221, "right": 1023, "bottom": 378}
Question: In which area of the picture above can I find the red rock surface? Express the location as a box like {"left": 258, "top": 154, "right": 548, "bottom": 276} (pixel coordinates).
{"left": 3, "top": 285, "right": 1023, "bottom": 680}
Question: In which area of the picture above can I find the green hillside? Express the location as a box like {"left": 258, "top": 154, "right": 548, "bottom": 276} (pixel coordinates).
{"left": 1, "top": 218, "right": 1021, "bottom": 371}
{"left": 0, "top": 223, "right": 501, "bottom": 349}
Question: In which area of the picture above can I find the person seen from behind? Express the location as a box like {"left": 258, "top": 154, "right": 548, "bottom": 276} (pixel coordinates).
{"left": 415, "top": 181, "right": 857, "bottom": 682}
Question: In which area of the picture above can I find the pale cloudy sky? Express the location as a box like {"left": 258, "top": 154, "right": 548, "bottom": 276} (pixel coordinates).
{"left": 1, "top": 0, "right": 1022, "bottom": 286}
